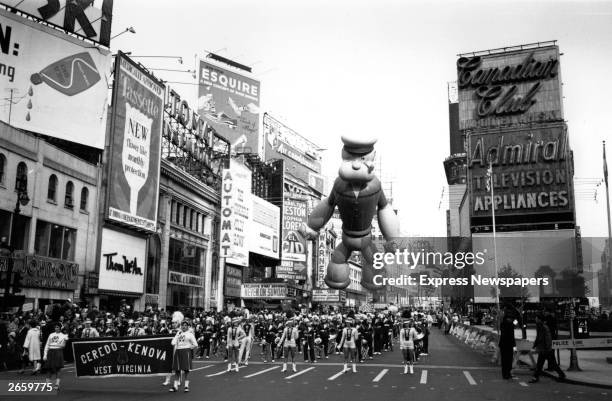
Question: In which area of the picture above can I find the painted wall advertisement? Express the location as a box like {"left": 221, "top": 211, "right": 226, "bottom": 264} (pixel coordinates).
{"left": 220, "top": 162, "right": 252, "bottom": 267}
{"left": 249, "top": 195, "right": 280, "bottom": 259}
{"left": 263, "top": 113, "right": 324, "bottom": 194}
{"left": 467, "top": 126, "right": 572, "bottom": 222}
{"left": 107, "top": 53, "right": 164, "bottom": 231}
{"left": 0, "top": 8, "right": 111, "bottom": 149}
{"left": 197, "top": 60, "right": 260, "bottom": 154}
{"left": 0, "top": 0, "right": 114, "bottom": 46}
{"left": 457, "top": 45, "right": 563, "bottom": 131}
{"left": 98, "top": 228, "right": 146, "bottom": 294}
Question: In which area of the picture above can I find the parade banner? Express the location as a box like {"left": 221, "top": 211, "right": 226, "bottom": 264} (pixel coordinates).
{"left": 72, "top": 336, "right": 173, "bottom": 378}
{"left": 0, "top": 0, "right": 114, "bottom": 46}
{"left": 0, "top": 8, "right": 111, "bottom": 149}
{"left": 197, "top": 60, "right": 260, "bottom": 154}
{"left": 107, "top": 52, "right": 164, "bottom": 231}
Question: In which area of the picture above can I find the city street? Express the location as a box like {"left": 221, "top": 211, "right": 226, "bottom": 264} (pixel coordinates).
{"left": 2, "top": 329, "right": 609, "bottom": 401}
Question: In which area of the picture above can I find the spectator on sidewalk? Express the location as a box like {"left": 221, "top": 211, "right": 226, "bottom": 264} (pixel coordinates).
{"left": 529, "top": 313, "right": 566, "bottom": 383}
{"left": 499, "top": 309, "right": 516, "bottom": 380}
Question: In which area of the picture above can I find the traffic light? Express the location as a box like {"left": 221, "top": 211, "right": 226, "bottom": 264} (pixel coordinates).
{"left": 11, "top": 272, "right": 23, "bottom": 294}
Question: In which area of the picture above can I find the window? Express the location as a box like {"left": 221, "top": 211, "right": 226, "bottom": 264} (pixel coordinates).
{"left": 80, "top": 187, "right": 89, "bottom": 211}
{"left": 47, "top": 175, "right": 58, "bottom": 202}
{"left": 34, "top": 220, "right": 76, "bottom": 261}
{"left": 65, "top": 181, "right": 74, "bottom": 208}
{"left": 15, "top": 161, "right": 27, "bottom": 191}
{"left": 0, "top": 153, "right": 6, "bottom": 184}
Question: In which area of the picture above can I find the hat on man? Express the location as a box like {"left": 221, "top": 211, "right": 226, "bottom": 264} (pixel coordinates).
{"left": 341, "top": 135, "right": 377, "bottom": 156}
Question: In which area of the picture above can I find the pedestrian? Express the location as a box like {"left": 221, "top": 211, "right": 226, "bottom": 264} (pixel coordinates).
{"left": 43, "top": 323, "right": 68, "bottom": 390}
{"left": 23, "top": 319, "right": 42, "bottom": 375}
{"left": 302, "top": 320, "right": 316, "bottom": 363}
{"left": 80, "top": 319, "right": 99, "bottom": 338}
{"left": 226, "top": 318, "right": 245, "bottom": 373}
{"left": 499, "top": 309, "right": 516, "bottom": 380}
{"left": 169, "top": 320, "right": 198, "bottom": 392}
{"left": 339, "top": 318, "right": 358, "bottom": 373}
{"left": 529, "top": 313, "right": 566, "bottom": 383}
{"left": 399, "top": 320, "right": 417, "bottom": 374}
{"left": 279, "top": 319, "right": 298, "bottom": 372}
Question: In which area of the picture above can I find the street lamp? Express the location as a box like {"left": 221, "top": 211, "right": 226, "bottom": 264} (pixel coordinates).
{"left": 111, "top": 26, "right": 136, "bottom": 40}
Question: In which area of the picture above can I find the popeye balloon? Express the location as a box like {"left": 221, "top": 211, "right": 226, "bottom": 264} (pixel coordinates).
{"left": 299, "top": 136, "right": 399, "bottom": 290}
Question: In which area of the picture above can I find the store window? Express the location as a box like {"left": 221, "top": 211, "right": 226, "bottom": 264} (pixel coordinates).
{"left": 0, "top": 153, "right": 6, "bottom": 185}
{"left": 65, "top": 181, "right": 74, "bottom": 208}
{"left": 80, "top": 187, "right": 89, "bottom": 211}
{"left": 34, "top": 220, "right": 76, "bottom": 261}
{"left": 47, "top": 175, "right": 58, "bottom": 202}
{"left": 15, "top": 161, "right": 27, "bottom": 191}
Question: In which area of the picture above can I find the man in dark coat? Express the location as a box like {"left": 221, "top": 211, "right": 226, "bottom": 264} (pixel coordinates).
{"left": 498, "top": 309, "right": 516, "bottom": 379}
{"left": 529, "top": 313, "right": 566, "bottom": 383}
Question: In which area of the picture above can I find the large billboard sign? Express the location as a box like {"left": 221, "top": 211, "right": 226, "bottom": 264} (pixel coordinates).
{"left": 197, "top": 60, "right": 260, "bottom": 155}
{"left": 220, "top": 162, "right": 252, "bottom": 267}
{"left": 282, "top": 198, "right": 308, "bottom": 262}
{"left": 0, "top": 0, "right": 113, "bottom": 47}
{"left": 0, "top": 9, "right": 111, "bottom": 148}
{"left": 467, "top": 126, "right": 572, "bottom": 226}
{"left": 107, "top": 53, "right": 164, "bottom": 231}
{"left": 263, "top": 113, "right": 323, "bottom": 193}
{"left": 98, "top": 228, "right": 146, "bottom": 294}
{"left": 249, "top": 195, "right": 280, "bottom": 259}
{"left": 457, "top": 45, "right": 563, "bottom": 131}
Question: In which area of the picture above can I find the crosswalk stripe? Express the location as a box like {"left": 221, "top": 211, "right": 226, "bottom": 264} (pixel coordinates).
{"left": 244, "top": 366, "right": 279, "bottom": 378}
{"left": 328, "top": 370, "right": 346, "bottom": 381}
{"left": 463, "top": 370, "right": 477, "bottom": 385}
{"left": 207, "top": 369, "right": 232, "bottom": 377}
{"left": 519, "top": 382, "right": 528, "bottom": 387}
{"left": 372, "top": 369, "right": 388, "bottom": 382}
{"left": 192, "top": 365, "right": 214, "bottom": 372}
{"left": 420, "top": 370, "right": 428, "bottom": 384}
{"left": 285, "top": 367, "right": 315, "bottom": 379}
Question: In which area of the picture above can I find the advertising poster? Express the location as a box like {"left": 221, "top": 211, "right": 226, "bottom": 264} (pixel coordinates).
{"left": 249, "top": 195, "right": 280, "bottom": 259}
{"left": 0, "top": 9, "right": 111, "bottom": 149}
{"left": 72, "top": 336, "right": 173, "bottom": 378}
{"left": 241, "top": 283, "right": 289, "bottom": 299}
{"left": 220, "top": 162, "right": 252, "bottom": 267}
{"left": 197, "top": 60, "right": 260, "bottom": 154}
{"left": 98, "top": 228, "right": 146, "bottom": 294}
{"left": 107, "top": 52, "right": 164, "bottom": 231}
{"left": 282, "top": 198, "right": 308, "bottom": 262}
{"left": 263, "top": 113, "right": 324, "bottom": 194}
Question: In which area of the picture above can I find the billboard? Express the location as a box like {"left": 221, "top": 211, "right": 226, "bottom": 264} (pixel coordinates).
{"left": 241, "top": 283, "right": 291, "bottom": 299}
{"left": 220, "top": 162, "right": 252, "bottom": 267}
{"left": 249, "top": 195, "right": 280, "bottom": 259}
{"left": 0, "top": 8, "right": 111, "bottom": 148}
{"left": 263, "top": 113, "right": 324, "bottom": 193}
{"left": 0, "top": 0, "right": 113, "bottom": 47}
{"left": 107, "top": 53, "right": 164, "bottom": 231}
{"left": 457, "top": 45, "right": 563, "bottom": 131}
{"left": 467, "top": 126, "right": 573, "bottom": 226}
{"left": 282, "top": 198, "right": 308, "bottom": 262}
{"left": 197, "top": 60, "right": 260, "bottom": 154}
{"left": 98, "top": 228, "right": 146, "bottom": 294}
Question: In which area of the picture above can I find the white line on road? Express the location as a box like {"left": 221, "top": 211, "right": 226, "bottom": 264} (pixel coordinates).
{"left": 463, "top": 370, "right": 477, "bottom": 385}
{"left": 372, "top": 369, "right": 388, "bottom": 382}
{"left": 207, "top": 369, "right": 233, "bottom": 377}
{"left": 285, "top": 367, "right": 315, "bottom": 379}
{"left": 192, "top": 365, "right": 214, "bottom": 372}
{"left": 328, "top": 369, "right": 347, "bottom": 381}
{"left": 420, "top": 370, "right": 428, "bottom": 384}
{"left": 519, "top": 382, "right": 528, "bottom": 387}
{"left": 244, "top": 366, "right": 279, "bottom": 378}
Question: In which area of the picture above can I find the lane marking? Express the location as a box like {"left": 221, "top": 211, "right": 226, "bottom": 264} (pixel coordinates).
{"left": 519, "top": 382, "right": 528, "bottom": 387}
{"left": 463, "top": 370, "right": 477, "bottom": 385}
{"left": 192, "top": 365, "right": 214, "bottom": 372}
{"left": 285, "top": 367, "right": 315, "bottom": 379}
{"left": 328, "top": 369, "right": 347, "bottom": 381}
{"left": 420, "top": 369, "right": 428, "bottom": 384}
{"left": 372, "top": 369, "right": 388, "bottom": 382}
{"left": 206, "top": 368, "right": 234, "bottom": 377}
{"left": 244, "top": 366, "right": 279, "bottom": 378}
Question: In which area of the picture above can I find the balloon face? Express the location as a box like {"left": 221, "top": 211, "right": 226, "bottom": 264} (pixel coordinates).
{"left": 338, "top": 150, "right": 376, "bottom": 183}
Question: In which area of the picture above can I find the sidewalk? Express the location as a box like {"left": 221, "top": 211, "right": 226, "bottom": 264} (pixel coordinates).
{"left": 472, "top": 324, "right": 612, "bottom": 388}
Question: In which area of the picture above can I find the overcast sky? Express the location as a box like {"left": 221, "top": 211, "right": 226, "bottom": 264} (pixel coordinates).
{"left": 111, "top": 0, "right": 612, "bottom": 237}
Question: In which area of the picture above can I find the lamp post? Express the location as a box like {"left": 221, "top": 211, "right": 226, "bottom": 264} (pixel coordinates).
{"left": 111, "top": 26, "right": 136, "bottom": 40}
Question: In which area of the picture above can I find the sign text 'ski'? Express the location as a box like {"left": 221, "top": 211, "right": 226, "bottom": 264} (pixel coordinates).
{"left": 457, "top": 51, "right": 558, "bottom": 119}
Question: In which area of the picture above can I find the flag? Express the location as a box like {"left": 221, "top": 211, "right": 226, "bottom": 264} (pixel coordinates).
{"left": 604, "top": 141, "right": 609, "bottom": 186}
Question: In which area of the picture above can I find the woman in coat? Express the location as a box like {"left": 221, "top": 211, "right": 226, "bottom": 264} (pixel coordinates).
{"left": 23, "top": 320, "right": 42, "bottom": 375}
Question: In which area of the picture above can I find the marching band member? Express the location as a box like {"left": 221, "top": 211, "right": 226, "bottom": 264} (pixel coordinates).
{"left": 43, "top": 323, "right": 68, "bottom": 390}
{"left": 399, "top": 320, "right": 417, "bottom": 374}
{"left": 169, "top": 320, "right": 198, "bottom": 392}
{"left": 239, "top": 317, "right": 255, "bottom": 365}
{"left": 226, "top": 318, "right": 246, "bottom": 372}
{"left": 339, "top": 318, "right": 359, "bottom": 373}
{"left": 279, "top": 319, "right": 299, "bottom": 372}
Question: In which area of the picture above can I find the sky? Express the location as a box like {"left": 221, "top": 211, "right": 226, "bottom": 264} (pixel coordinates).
{"left": 111, "top": 0, "right": 612, "bottom": 237}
